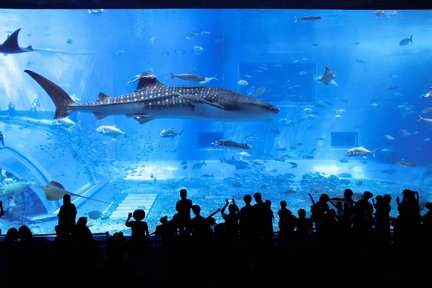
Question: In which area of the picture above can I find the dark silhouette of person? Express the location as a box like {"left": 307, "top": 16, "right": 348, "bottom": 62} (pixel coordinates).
{"left": 309, "top": 193, "right": 331, "bottom": 232}
{"left": 103, "top": 231, "right": 129, "bottom": 278}
{"left": 220, "top": 198, "right": 240, "bottom": 249}
{"left": 175, "top": 188, "right": 193, "bottom": 233}
{"left": 16, "top": 225, "right": 39, "bottom": 278}
{"left": 277, "top": 200, "right": 296, "bottom": 256}
{"left": 372, "top": 194, "right": 392, "bottom": 250}
{"left": 154, "top": 215, "right": 177, "bottom": 249}
{"left": 421, "top": 202, "right": 432, "bottom": 256}
{"left": 2, "top": 227, "right": 19, "bottom": 284}
{"left": 342, "top": 188, "right": 355, "bottom": 219}
{"left": 70, "top": 216, "right": 97, "bottom": 280}
{"left": 0, "top": 200, "right": 4, "bottom": 217}
{"left": 294, "top": 208, "right": 313, "bottom": 261}
{"left": 253, "top": 192, "right": 273, "bottom": 246}
{"left": 57, "top": 193, "right": 77, "bottom": 237}
{"left": 239, "top": 193, "right": 255, "bottom": 248}
{"left": 351, "top": 191, "right": 374, "bottom": 253}
{"left": 190, "top": 204, "right": 213, "bottom": 246}
{"left": 394, "top": 189, "right": 421, "bottom": 254}
{"left": 125, "top": 209, "right": 149, "bottom": 255}
{"left": 189, "top": 204, "right": 215, "bottom": 286}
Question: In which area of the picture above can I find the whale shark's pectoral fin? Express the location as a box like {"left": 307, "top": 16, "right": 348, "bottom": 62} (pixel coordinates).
{"left": 93, "top": 112, "right": 107, "bottom": 119}
{"left": 178, "top": 93, "right": 227, "bottom": 110}
{"left": 132, "top": 114, "right": 153, "bottom": 124}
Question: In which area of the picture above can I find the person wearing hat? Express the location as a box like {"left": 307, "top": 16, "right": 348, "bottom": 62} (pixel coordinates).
{"left": 125, "top": 209, "right": 149, "bottom": 254}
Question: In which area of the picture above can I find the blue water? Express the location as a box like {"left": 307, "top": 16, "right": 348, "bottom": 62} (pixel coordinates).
{"left": 0, "top": 9, "right": 432, "bottom": 235}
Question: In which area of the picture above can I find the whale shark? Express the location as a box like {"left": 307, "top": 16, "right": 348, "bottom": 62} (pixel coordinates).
{"left": 0, "top": 28, "right": 33, "bottom": 54}
{"left": 24, "top": 70, "right": 280, "bottom": 124}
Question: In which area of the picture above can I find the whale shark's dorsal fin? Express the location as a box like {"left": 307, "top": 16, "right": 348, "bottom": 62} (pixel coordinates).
{"left": 134, "top": 72, "right": 166, "bottom": 91}
{"left": 98, "top": 92, "right": 109, "bottom": 101}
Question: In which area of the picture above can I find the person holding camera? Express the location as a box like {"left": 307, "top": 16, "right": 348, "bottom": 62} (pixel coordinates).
{"left": 125, "top": 209, "right": 149, "bottom": 255}
{"left": 220, "top": 198, "right": 240, "bottom": 248}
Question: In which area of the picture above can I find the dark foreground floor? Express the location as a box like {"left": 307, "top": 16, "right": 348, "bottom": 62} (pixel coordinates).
{"left": 0, "top": 233, "right": 430, "bottom": 287}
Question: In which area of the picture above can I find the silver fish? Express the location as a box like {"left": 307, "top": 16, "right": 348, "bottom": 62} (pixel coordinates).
{"left": 399, "top": 34, "right": 413, "bottom": 46}
{"left": 170, "top": 72, "right": 205, "bottom": 82}
{"left": 160, "top": 129, "right": 182, "bottom": 138}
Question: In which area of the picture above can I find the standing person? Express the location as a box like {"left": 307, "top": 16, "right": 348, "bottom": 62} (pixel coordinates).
{"left": 0, "top": 200, "right": 4, "bottom": 217}
{"left": 57, "top": 194, "right": 77, "bottom": 237}
{"left": 239, "top": 194, "right": 254, "bottom": 247}
{"left": 125, "top": 209, "right": 149, "bottom": 255}
{"left": 220, "top": 198, "right": 240, "bottom": 248}
{"left": 175, "top": 188, "right": 193, "bottom": 233}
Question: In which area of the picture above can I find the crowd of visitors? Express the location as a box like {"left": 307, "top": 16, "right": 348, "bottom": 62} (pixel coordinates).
{"left": 0, "top": 187, "right": 431, "bottom": 286}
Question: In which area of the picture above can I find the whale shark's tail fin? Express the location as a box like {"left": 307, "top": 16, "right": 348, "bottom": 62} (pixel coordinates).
{"left": 24, "top": 70, "right": 75, "bottom": 119}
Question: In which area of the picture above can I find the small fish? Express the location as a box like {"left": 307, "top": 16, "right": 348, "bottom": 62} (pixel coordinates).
{"left": 238, "top": 151, "right": 251, "bottom": 158}
{"left": 96, "top": 125, "right": 126, "bottom": 136}
{"left": 338, "top": 173, "right": 352, "bottom": 178}
{"left": 418, "top": 115, "right": 432, "bottom": 124}
{"left": 200, "top": 174, "right": 214, "bottom": 179}
{"left": 199, "top": 74, "right": 218, "bottom": 84}
{"left": 384, "top": 134, "right": 396, "bottom": 141}
{"left": 399, "top": 34, "right": 413, "bottom": 46}
{"left": 294, "top": 15, "right": 321, "bottom": 22}
{"left": 381, "top": 168, "right": 396, "bottom": 175}
{"left": 346, "top": 146, "right": 376, "bottom": 157}
{"left": 374, "top": 10, "right": 386, "bottom": 16}
{"left": 88, "top": 9, "right": 104, "bottom": 15}
{"left": 192, "top": 160, "right": 207, "bottom": 169}
{"left": 53, "top": 117, "right": 76, "bottom": 126}
{"left": 395, "top": 160, "right": 416, "bottom": 167}
{"left": 422, "top": 87, "right": 432, "bottom": 99}
{"left": 160, "top": 128, "right": 183, "bottom": 138}
{"left": 288, "top": 162, "right": 298, "bottom": 168}
{"left": 319, "top": 67, "right": 336, "bottom": 85}
{"left": 252, "top": 87, "right": 267, "bottom": 96}
{"left": 192, "top": 45, "right": 204, "bottom": 55}
{"left": 212, "top": 139, "right": 253, "bottom": 150}
{"left": 237, "top": 79, "right": 249, "bottom": 86}
{"left": 398, "top": 128, "right": 413, "bottom": 137}
{"left": 170, "top": 72, "right": 205, "bottom": 82}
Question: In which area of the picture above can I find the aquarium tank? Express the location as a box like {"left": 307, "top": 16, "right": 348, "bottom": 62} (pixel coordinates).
{"left": 0, "top": 8, "right": 431, "bottom": 236}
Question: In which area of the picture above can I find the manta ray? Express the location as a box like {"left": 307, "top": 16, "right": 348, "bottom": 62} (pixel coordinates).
{"left": 0, "top": 28, "right": 33, "bottom": 54}
{"left": 42, "top": 180, "right": 110, "bottom": 204}
{"left": 24, "top": 70, "right": 280, "bottom": 124}
{"left": 319, "top": 66, "right": 336, "bottom": 85}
